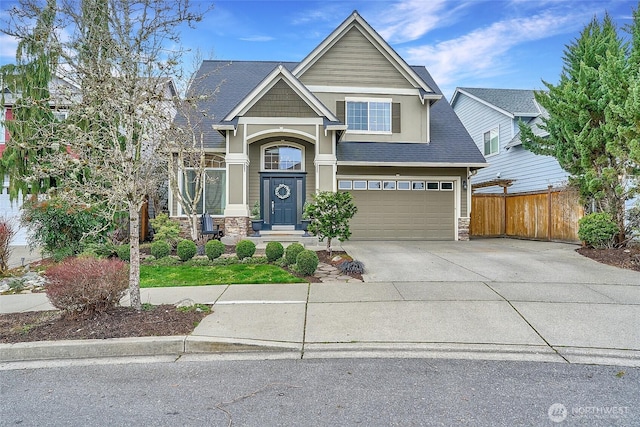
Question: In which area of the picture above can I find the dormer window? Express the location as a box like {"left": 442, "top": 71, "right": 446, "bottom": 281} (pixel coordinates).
{"left": 346, "top": 97, "right": 391, "bottom": 134}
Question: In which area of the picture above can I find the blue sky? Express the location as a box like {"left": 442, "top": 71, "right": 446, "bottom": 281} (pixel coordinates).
{"left": 1, "top": 1, "right": 638, "bottom": 99}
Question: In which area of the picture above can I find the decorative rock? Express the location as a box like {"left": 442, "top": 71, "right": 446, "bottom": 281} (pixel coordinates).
{"left": 175, "top": 298, "right": 196, "bottom": 308}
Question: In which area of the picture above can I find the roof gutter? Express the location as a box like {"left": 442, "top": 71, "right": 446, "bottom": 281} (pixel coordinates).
{"left": 337, "top": 161, "right": 488, "bottom": 168}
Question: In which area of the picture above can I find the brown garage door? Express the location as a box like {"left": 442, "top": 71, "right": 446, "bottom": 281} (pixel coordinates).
{"left": 345, "top": 181, "right": 455, "bottom": 240}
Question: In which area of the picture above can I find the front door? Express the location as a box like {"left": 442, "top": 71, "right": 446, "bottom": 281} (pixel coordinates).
{"left": 270, "top": 177, "right": 297, "bottom": 225}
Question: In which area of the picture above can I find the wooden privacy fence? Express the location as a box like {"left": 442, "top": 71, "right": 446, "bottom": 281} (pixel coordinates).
{"left": 471, "top": 188, "right": 584, "bottom": 242}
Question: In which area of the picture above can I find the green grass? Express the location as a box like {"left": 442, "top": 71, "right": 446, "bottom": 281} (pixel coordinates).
{"left": 140, "top": 264, "right": 306, "bottom": 287}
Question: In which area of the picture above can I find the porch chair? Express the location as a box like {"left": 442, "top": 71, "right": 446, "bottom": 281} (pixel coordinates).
{"left": 200, "top": 213, "right": 222, "bottom": 240}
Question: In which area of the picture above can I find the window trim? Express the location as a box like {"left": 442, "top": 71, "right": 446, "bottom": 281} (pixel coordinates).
{"left": 177, "top": 164, "right": 226, "bottom": 217}
{"left": 383, "top": 180, "right": 396, "bottom": 190}
{"left": 483, "top": 126, "right": 499, "bottom": 157}
{"left": 368, "top": 180, "right": 382, "bottom": 190}
{"left": 338, "top": 180, "right": 352, "bottom": 190}
{"left": 261, "top": 142, "right": 305, "bottom": 172}
{"left": 345, "top": 96, "right": 392, "bottom": 135}
{"left": 412, "top": 181, "right": 425, "bottom": 190}
{"left": 397, "top": 181, "right": 411, "bottom": 190}
{"left": 353, "top": 180, "right": 367, "bottom": 190}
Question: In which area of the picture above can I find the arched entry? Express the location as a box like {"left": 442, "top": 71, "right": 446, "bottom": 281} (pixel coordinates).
{"left": 260, "top": 142, "right": 306, "bottom": 229}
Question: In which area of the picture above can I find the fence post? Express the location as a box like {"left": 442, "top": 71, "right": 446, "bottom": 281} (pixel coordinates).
{"left": 547, "top": 185, "right": 552, "bottom": 241}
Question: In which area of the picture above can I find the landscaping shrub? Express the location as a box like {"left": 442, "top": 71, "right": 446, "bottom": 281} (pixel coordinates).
{"left": 0, "top": 217, "right": 16, "bottom": 274}
{"left": 205, "top": 239, "right": 225, "bottom": 260}
{"left": 150, "top": 213, "right": 181, "bottom": 247}
{"left": 338, "top": 260, "right": 365, "bottom": 275}
{"left": 265, "top": 241, "right": 284, "bottom": 262}
{"left": 284, "top": 242, "right": 305, "bottom": 265}
{"left": 236, "top": 239, "right": 256, "bottom": 260}
{"left": 578, "top": 212, "right": 619, "bottom": 248}
{"left": 295, "top": 249, "right": 319, "bottom": 276}
{"left": 177, "top": 239, "right": 197, "bottom": 261}
{"left": 115, "top": 244, "right": 130, "bottom": 261}
{"left": 151, "top": 240, "right": 171, "bottom": 259}
{"left": 21, "top": 196, "right": 110, "bottom": 261}
{"left": 45, "top": 257, "right": 129, "bottom": 318}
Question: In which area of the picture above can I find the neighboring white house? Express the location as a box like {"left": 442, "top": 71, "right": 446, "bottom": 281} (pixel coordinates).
{"left": 451, "top": 87, "right": 569, "bottom": 194}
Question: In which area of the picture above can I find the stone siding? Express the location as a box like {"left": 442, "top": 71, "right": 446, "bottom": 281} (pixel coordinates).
{"left": 458, "top": 217, "right": 470, "bottom": 241}
{"left": 224, "top": 216, "right": 250, "bottom": 241}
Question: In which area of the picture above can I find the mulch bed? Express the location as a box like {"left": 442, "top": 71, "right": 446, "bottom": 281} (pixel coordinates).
{"left": 0, "top": 249, "right": 362, "bottom": 345}
{"left": 0, "top": 305, "right": 209, "bottom": 344}
{"left": 576, "top": 245, "right": 640, "bottom": 272}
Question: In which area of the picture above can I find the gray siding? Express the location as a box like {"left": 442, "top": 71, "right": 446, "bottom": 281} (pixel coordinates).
{"left": 299, "top": 27, "right": 412, "bottom": 88}
{"left": 453, "top": 93, "right": 569, "bottom": 194}
{"left": 245, "top": 80, "right": 317, "bottom": 117}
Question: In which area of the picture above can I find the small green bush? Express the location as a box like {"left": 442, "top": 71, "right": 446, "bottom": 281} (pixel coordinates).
{"left": 265, "top": 241, "right": 284, "bottom": 262}
{"left": 236, "top": 240, "right": 256, "bottom": 260}
{"left": 115, "top": 244, "right": 130, "bottom": 261}
{"left": 151, "top": 240, "right": 171, "bottom": 259}
{"left": 177, "top": 239, "right": 197, "bottom": 261}
{"left": 150, "top": 213, "right": 182, "bottom": 247}
{"left": 295, "top": 249, "right": 319, "bottom": 275}
{"left": 578, "top": 212, "right": 619, "bottom": 248}
{"left": 284, "top": 242, "right": 305, "bottom": 266}
{"left": 205, "top": 240, "right": 225, "bottom": 260}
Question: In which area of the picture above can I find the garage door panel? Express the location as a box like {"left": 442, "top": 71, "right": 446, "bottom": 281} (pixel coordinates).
{"left": 348, "top": 188, "right": 455, "bottom": 240}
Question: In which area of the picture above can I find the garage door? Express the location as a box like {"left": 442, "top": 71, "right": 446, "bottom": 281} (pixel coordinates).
{"left": 341, "top": 179, "right": 456, "bottom": 240}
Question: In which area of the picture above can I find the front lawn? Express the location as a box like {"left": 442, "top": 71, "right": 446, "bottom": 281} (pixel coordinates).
{"left": 140, "top": 264, "right": 307, "bottom": 287}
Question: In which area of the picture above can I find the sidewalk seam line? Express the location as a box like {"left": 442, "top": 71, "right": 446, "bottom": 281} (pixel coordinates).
{"left": 484, "top": 282, "right": 570, "bottom": 364}
{"left": 300, "top": 282, "right": 310, "bottom": 360}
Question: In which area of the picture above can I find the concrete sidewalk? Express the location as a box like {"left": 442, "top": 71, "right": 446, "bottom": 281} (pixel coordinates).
{"left": 2, "top": 280, "right": 639, "bottom": 367}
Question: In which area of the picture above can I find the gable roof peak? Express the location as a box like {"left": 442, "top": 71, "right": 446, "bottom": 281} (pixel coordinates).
{"left": 293, "top": 11, "right": 436, "bottom": 96}
{"left": 452, "top": 87, "right": 542, "bottom": 117}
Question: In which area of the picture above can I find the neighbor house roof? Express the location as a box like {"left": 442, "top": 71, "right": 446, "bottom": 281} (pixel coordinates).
{"left": 452, "top": 87, "right": 542, "bottom": 118}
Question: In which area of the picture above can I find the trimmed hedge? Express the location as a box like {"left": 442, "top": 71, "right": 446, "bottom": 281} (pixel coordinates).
{"left": 205, "top": 239, "right": 225, "bottom": 260}
{"left": 295, "top": 249, "right": 319, "bottom": 276}
{"left": 177, "top": 239, "right": 197, "bottom": 261}
{"left": 265, "top": 241, "right": 284, "bottom": 262}
{"left": 236, "top": 240, "right": 256, "bottom": 260}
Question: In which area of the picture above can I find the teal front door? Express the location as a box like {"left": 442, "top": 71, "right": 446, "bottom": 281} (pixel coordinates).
{"left": 270, "top": 177, "right": 296, "bottom": 225}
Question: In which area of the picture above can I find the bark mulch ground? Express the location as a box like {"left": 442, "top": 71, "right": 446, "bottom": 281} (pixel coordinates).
{"left": 576, "top": 245, "right": 640, "bottom": 272}
{"left": 0, "top": 250, "right": 361, "bottom": 344}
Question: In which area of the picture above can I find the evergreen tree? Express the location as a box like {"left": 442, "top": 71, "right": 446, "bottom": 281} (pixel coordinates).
{"left": 0, "top": 0, "right": 62, "bottom": 200}
{"left": 520, "top": 13, "right": 639, "bottom": 243}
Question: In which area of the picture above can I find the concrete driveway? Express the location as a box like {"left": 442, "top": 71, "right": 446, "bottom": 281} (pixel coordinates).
{"left": 341, "top": 238, "right": 640, "bottom": 285}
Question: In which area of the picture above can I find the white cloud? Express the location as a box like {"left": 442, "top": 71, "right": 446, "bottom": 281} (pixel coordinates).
{"left": 0, "top": 34, "right": 18, "bottom": 62}
{"left": 404, "top": 10, "right": 590, "bottom": 92}
{"left": 373, "top": 0, "right": 469, "bottom": 43}
{"left": 239, "top": 35, "right": 275, "bottom": 42}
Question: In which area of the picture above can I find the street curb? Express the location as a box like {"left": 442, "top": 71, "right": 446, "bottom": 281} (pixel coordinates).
{"left": 0, "top": 336, "right": 301, "bottom": 363}
{"left": 0, "top": 336, "right": 187, "bottom": 362}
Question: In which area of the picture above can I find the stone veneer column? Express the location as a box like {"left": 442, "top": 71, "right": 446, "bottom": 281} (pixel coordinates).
{"left": 458, "top": 217, "right": 470, "bottom": 241}
{"left": 225, "top": 216, "right": 250, "bottom": 239}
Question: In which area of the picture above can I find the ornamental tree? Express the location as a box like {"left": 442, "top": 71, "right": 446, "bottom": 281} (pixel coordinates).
{"left": 2, "top": 0, "right": 211, "bottom": 310}
{"left": 519, "top": 12, "right": 640, "bottom": 244}
{"left": 304, "top": 191, "right": 357, "bottom": 255}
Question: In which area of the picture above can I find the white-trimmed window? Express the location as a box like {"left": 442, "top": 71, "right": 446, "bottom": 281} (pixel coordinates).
{"left": 426, "top": 182, "right": 439, "bottom": 191}
{"left": 346, "top": 97, "right": 391, "bottom": 133}
{"left": 412, "top": 181, "right": 425, "bottom": 190}
{"left": 368, "top": 181, "right": 381, "bottom": 190}
{"left": 0, "top": 108, "right": 5, "bottom": 144}
{"left": 483, "top": 127, "right": 499, "bottom": 156}
{"left": 338, "top": 180, "right": 352, "bottom": 190}
{"left": 263, "top": 144, "right": 303, "bottom": 171}
{"left": 353, "top": 180, "right": 367, "bottom": 190}
{"left": 179, "top": 156, "right": 226, "bottom": 216}
{"left": 440, "top": 182, "right": 454, "bottom": 191}
{"left": 383, "top": 181, "right": 396, "bottom": 190}
{"left": 397, "top": 181, "right": 411, "bottom": 190}
{"left": 53, "top": 110, "right": 69, "bottom": 121}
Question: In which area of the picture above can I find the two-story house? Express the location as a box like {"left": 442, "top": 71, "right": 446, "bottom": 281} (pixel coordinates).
{"left": 171, "top": 11, "right": 486, "bottom": 241}
{"left": 450, "top": 87, "right": 569, "bottom": 194}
